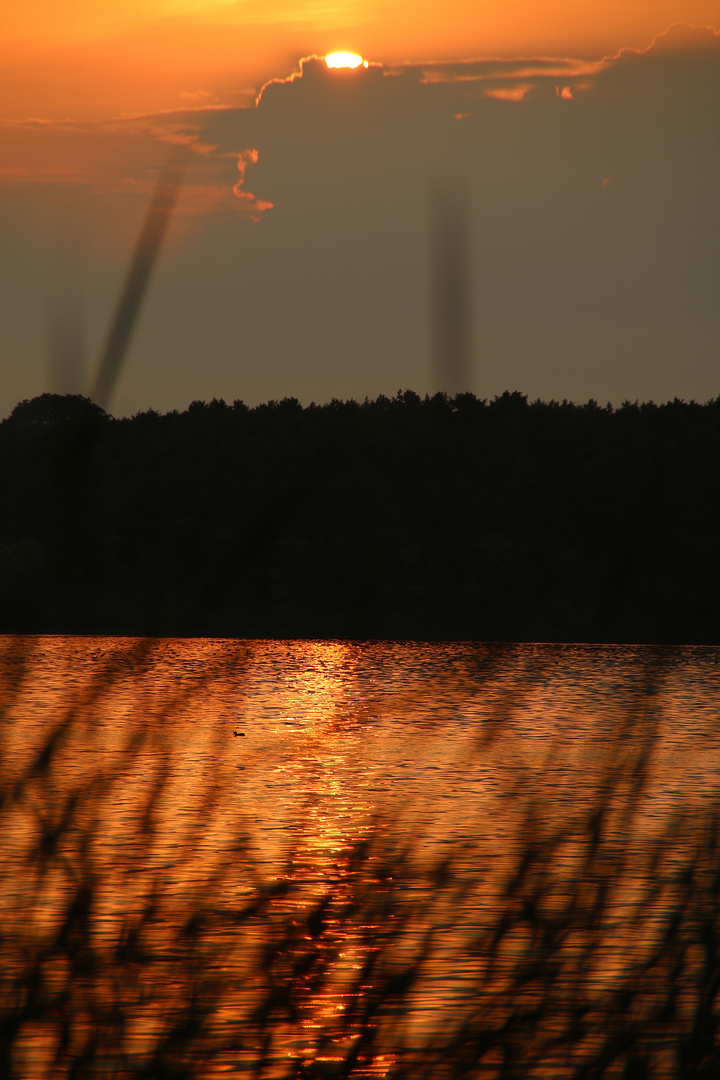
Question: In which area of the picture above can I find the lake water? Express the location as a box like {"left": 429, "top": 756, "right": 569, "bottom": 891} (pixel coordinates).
{"left": 2, "top": 637, "right": 720, "bottom": 1077}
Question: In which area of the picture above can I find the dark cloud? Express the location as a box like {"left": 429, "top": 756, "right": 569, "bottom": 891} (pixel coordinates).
{"left": 1, "top": 27, "right": 718, "bottom": 415}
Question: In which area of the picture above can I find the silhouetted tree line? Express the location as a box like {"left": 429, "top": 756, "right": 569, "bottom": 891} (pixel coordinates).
{"left": 1, "top": 390, "right": 719, "bottom": 641}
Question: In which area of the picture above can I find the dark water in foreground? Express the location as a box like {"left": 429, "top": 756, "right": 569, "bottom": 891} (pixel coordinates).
{"left": 2, "top": 638, "right": 720, "bottom": 1078}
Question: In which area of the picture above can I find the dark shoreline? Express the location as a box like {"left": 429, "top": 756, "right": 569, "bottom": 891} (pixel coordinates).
{"left": 2, "top": 389, "right": 719, "bottom": 644}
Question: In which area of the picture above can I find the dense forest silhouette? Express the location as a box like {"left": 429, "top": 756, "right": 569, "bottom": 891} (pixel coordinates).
{"left": 1, "top": 390, "right": 719, "bottom": 642}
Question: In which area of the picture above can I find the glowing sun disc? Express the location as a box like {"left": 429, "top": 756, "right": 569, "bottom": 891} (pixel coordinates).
{"left": 326, "top": 52, "right": 367, "bottom": 69}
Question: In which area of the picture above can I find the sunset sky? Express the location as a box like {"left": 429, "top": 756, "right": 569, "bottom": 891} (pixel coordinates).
{"left": 1, "top": 1, "right": 718, "bottom": 415}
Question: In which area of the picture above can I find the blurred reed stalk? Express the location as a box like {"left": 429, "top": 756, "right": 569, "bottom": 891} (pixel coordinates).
{"left": 431, "top": 187, "right": 472, "bottom": 398}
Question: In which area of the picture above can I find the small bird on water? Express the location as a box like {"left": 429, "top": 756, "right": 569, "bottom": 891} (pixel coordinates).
{"left": 233, "top": 731, "right": 246, "bottom": 737}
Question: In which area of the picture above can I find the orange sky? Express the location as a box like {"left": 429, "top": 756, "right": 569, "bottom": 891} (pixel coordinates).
{"left": 2, "top": 0, "right": 719, "bottom": 120}
{"left": 1, "top": 5, "right": 718, "bottom": 417}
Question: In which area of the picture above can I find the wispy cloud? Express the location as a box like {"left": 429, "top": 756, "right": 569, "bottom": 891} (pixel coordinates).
{"left": 383, "top": 25, "right": 720, "bottom": 106}
{"left": 608, "top": 21, "right": 720, "bottom": 60}
{"left": 405, "top": 56, "right": 606, "bottom": 85}
{"left": 0, "top": 110, "right": 274, "bottom": 218}
{"left": 179, "top": 90, "right": 215, "bottom": 104}
{"left": 483, "top": 84, "right": 535, "bottom": 103}
{"left": 232, "top": 148, "right": 274, "bottom": 220}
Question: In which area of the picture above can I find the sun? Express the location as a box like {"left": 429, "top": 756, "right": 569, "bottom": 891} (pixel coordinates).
{"left": 325, "top": 52, "right": 368, "bottom": 70}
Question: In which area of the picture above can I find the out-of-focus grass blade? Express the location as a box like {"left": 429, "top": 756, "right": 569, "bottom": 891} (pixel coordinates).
{"left": 89, "top": 158, "right": 185, "bottom": 411}
{"left": 46, "top": 297, "right": 86, "bottom": 397}
{"left": 431, "top": 186, "right": 472, "bottom": 397}
{"left": 45, "top": 234, "right": 87, "bottom": 396}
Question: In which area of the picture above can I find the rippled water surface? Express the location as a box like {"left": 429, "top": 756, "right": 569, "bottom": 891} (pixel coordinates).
{"left": 2, "top": 637, "right": 720, "bottom": 1077}
{"left": 5, "top": 638, "right": 720, "bottom": 857}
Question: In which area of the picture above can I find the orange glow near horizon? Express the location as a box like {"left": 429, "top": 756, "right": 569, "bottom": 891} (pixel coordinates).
{"left": 0, "top": 2, "right": 718, "bottom": 123}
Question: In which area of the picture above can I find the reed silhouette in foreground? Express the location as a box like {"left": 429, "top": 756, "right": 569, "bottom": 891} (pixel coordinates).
{"left": 0, "top": 639, "right": 718, "bottom": 1078}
